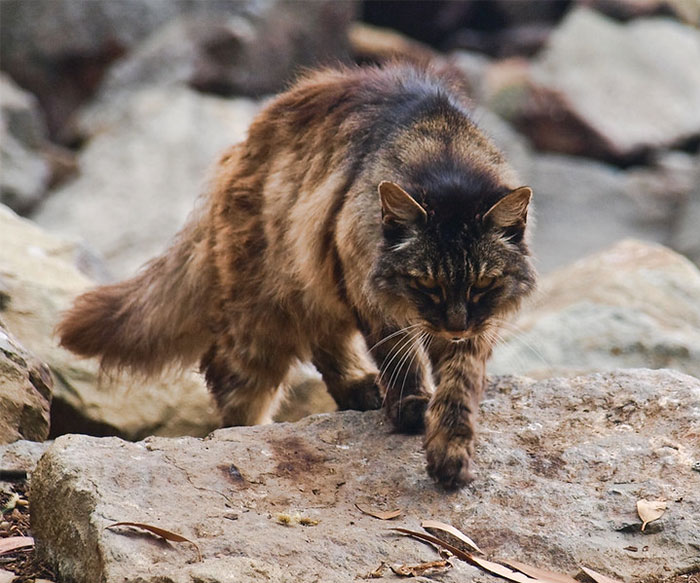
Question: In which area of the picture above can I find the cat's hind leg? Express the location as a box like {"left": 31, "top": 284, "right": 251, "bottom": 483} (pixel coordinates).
{"left": 312, "top": 330, "right": 383, "bottom": 411}
{"left": 201, "top": 338, "right": 294, "bottom": 426}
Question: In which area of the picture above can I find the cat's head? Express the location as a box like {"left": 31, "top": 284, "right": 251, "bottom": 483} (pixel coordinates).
{"left": 371, "top": 179, "right": 536, "bottom": 342}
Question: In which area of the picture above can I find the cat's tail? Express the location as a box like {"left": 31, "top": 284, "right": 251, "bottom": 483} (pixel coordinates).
{"left": 57, "top": 211, "right": 214, "bottom": 377}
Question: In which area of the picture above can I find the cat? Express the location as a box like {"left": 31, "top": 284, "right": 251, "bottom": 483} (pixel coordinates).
{"left": 58, "top": 61, "right": 536, "bottom": 490}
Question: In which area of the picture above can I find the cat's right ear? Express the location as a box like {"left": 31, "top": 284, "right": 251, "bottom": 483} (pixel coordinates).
{"left": 378, "top": 181, "right": 427, "bottom": 226}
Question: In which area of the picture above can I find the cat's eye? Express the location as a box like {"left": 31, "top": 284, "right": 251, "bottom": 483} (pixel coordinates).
{"left": 473, "top": 275, "right": 495, "bottom": 291}
{"left": 416, "top": 277, "right": 440, "bottom": 291}
{"left": 410, "top": 276, "right": 442, "bottom": 297}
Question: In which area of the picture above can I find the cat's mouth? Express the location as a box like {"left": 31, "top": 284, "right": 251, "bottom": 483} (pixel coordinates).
{"left": 423, "top": 325, "right": 479, "bottom": 343}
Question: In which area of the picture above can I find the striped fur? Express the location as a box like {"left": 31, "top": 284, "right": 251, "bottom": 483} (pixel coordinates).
{"left": 58, "top": 62, "right": 536, "bottom": 489}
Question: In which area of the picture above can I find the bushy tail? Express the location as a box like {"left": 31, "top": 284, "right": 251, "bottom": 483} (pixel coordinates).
{"left": 57, "top": 214, "right": 214, "bottom": 377}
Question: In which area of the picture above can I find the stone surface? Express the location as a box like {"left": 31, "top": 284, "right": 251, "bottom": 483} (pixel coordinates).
{"left": 0, "top": 439, "right": 51, "bottom": 476}
{"left": 496, "top": 8, "right": 700, "bottom": 160}
{"left": 0, "top": 322, "right": 52, "bottom": 444}
{"left": 491, "top": 240, "right": 700, "bottom": 379}
{"left": 0, "top": 204, "right": 219, "bottom": 440}
{"left": 32, "top": 88, "right": 259, "bottom": 278}
{"left": 526, "top": 153, "right": 680, "bottom": 273}
{"left": 0, "top": 73, "right": 51, "bottom": 214}
{"left": 31, "top": 368, "right": 700, "bottom": 583}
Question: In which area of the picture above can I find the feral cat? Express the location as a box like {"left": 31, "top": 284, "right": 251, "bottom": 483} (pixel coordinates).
{"left": 58, "top": 62, "right": 535, "bottom": 489}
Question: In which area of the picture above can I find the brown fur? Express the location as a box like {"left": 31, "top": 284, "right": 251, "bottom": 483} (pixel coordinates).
{"left": 58, "top": 62, "right": 535, "bottom": 489}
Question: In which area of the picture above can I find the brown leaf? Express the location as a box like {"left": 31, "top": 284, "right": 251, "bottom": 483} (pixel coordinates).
{"left": 366, "top": 562, "right": 387, "bottom": 578}
{"left": 636, "top": 499, "right": 667, "bottom": 531}
{"left": 421, "top": 519, "right": 483, "bottom": 553}
{"left": 0, "top": 536, "right": 34, "bottom": 555}
{"left": 106, "top": 522, "right": 201, "bottom": 562}
{"left": 390, "top": 560, "right": 451, "bottom": 577}
{"left": 581, "top": 566, "right": 625, "bottom": 583}
{"left": 355, "top": 503, "right": 402, "bottom": 520}
{"left": 392, "top": 528, "right": 562, "bottom": 583}
{"left": 470, "top": 555, "right": 554, "bottom": 583}
{"left": 503, "top": 559, "right": 579, "bottom": 583}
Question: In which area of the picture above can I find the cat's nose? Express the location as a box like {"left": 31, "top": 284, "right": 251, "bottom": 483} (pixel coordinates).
{"left": 445, "top": 304, "right": 468, "bottom": 332}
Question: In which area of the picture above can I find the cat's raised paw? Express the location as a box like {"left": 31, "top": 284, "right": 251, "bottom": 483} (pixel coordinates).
{"left": 425, "top": 436, "right": 474, "bottom": 490}
{"left": 387, "top": 394, "right": 430, "bottom": 434}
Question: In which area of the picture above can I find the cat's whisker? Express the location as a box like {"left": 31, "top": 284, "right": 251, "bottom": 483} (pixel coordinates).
{"left": 379, "top": 328, "right": 424, "bottom": 409}
{"left": 368, "top": 323, "right": 422, "bottom": 354}
{"left": 377, "top": 327, "right": 422, "bottom": 391}
{"left": 397, "top": 331, "right": 428, "bottom": 413}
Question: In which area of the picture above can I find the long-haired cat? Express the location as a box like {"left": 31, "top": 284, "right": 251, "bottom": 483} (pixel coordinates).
{"left": 58, "top": 61, "right": 536, "bottom": 489}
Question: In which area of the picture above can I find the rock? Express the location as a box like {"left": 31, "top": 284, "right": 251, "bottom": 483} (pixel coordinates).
{"left": 526, "top": 153, "right": 680, "bottom": 273}
{"left": 31, "top": 368, "right": 700, "bottom": 582}
{"left": 494, "top": 7, "right": 700, "bottom": 161}
{"left": 0, "top": 439, "right": 51, "bottom": 478}
{"left": 94, "top": 2, "right": 355, "bottom": 108}
{"left": 490, "top": 240, "right": 700, "bottom": 379}
{"left": 0, "top": 204, "right": 219, "bottom": 439}
{"left": 32, "top": 88, "right": 260, "bottom": 278}
{"left": 0, "top": 322, "right": 52, "bottom": 444}
{"left": 669, "top": 152, "right": 700, "bottom": 267}
{"left": 0, "top": 74, "right": 52, "bottom": 214}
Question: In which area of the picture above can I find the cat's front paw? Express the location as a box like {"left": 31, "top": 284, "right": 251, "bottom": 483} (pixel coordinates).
{"left": 425, "top": 432, "right": 474, "bottom": 490}
{"left": 386, "top": 394, "right": 429, "bottom": 434}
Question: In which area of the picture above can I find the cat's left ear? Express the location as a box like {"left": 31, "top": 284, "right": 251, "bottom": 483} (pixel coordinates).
{"left": 378, "top": 181, "right": 427, "bottom": 226}
{"left": 484, "top": 186, "right": 532, "bottom": 229}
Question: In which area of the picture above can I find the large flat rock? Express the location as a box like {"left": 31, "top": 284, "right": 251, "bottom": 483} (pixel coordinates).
{"left": 31, "top": 369, "right": 700, "bottom": 583}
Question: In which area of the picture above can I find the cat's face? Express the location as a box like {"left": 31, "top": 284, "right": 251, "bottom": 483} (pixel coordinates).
{"left": 372, "top": 182, "right": 535, "bottom": 341}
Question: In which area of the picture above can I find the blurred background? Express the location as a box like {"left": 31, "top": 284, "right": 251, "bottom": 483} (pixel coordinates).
{"left": 1, "top": 0, "right": 699, "bottom": 442}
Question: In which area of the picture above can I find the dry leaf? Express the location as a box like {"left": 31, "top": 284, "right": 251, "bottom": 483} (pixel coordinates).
{"left": 470, "top": 555, "right": 553, "bottom": 583}
{"left": 636, "top": 499, "right": 667, "bottom": 531}
{"left": 355, "top": 503, "right": 402, "bottom": 520}
{"left": 392, "top": 527, "right": 565, "bottom": 583}
{"left": 390, "top": 560, "right": 451, "bottom": 577}
{"left": 421, "top": 519, "right": 483, "bottom": 553}
{"left": 106, "top": 522, "right": 201, "bottom": 562}
{"left": 0, "top": 536, "right": 34, "bottom": 555}
{"left": 503, "top": 559, "right": 579, "bottom": 583}
{"left": 366, "top": 562, "right": 387, "bottom": 578}
{"left": 581, "top": 566, "right": 625, "bottom": 583}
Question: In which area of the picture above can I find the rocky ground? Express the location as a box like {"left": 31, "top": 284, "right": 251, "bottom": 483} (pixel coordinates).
{"left": 1, "top": 1, "right": 699, "bottom": 582}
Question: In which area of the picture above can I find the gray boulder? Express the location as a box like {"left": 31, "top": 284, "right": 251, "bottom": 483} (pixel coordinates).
{"left": 0, "top": 74, "right": 51, "bottom": 213}
{"left": 526, "top": 153, "right": 687, "bottom": 273}
{"left": 32, "top": 88, "right": 260, "bottom": 278}
{"left": 0, "top": 322, "right": 52, "bottom": 444}
{"left": 491, "top": 239, "right": 700, "bottom": 379}
{"left": 31, "top": 368, "right": 700, "bottom": 582}
{"left": 493, "top": 7, "right": 700, "bottom": 160}
{"left": 0, "top": 204, "right": 220, "bottom": 440}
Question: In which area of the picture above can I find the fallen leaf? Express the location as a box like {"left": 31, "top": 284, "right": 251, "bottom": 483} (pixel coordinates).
{"left": 366, "top": 562, "right": 387, "bottom": 578}
{"left": 503, "top": 559, "right": 579, "bottom": 583}
{"left": 392, "top": 528, "right": 563, "bottom": 583}
{"left": 421, "top": 519, "right": 483, "bottom": 553}
{"left": 636, "top": 499, "right": 667, "bottom": 531}
{"left": 355, "top": 503, "right": 402, "bottom": 520}
{"left": 581, "top": 566, "right": 625, "bottom": 583}
{"left": 106, "top": 522, "right": 201, "bottom": 561}
{"left": 470, "top": 555, "right": 555, "bottom": 583}
{"left": 0, "top": 536, "right": 34, "bottom": 555}
{"left": 390, "top": 559, "right": 451, "bottom": 577}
